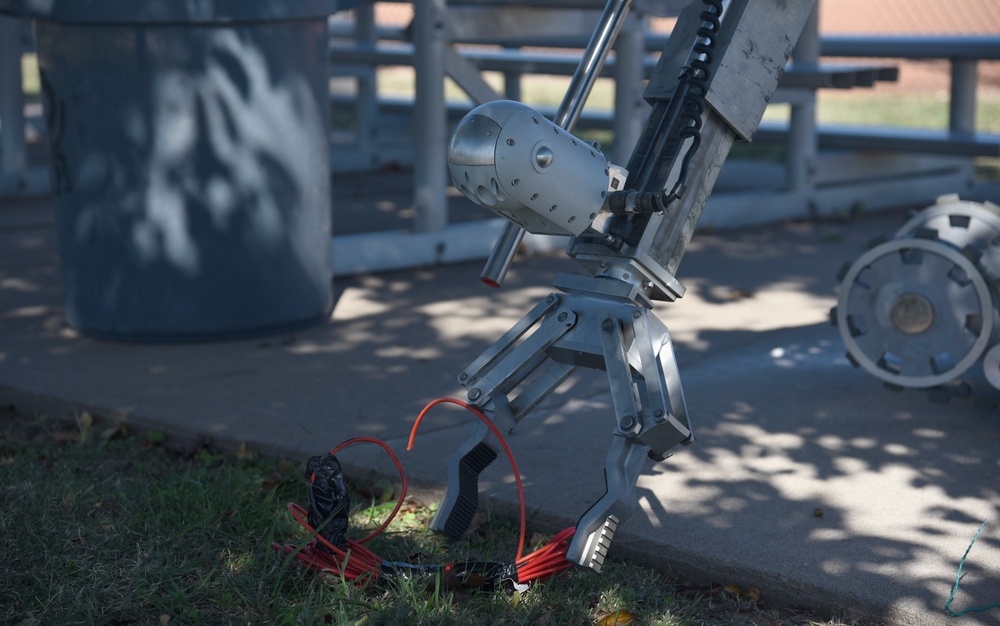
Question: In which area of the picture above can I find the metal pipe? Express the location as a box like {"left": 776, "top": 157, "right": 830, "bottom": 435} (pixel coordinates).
{"left": 787, "top": 3, "right": 819, "bottom": 193}
{"left": 355, "top": 3, "right": 379, "bottom": 169}
{"left": 949, "top": 59, "right": 978, "bottom": 134}
{"left": 555, "top": 0, "right": 634, "bottom": 130}
{"left": 0, "top": 15, "right": 27, "bottom": 177}
{"left": 479, "top": 221, "right": 524, "bottom": 288}
{"left": 414, "top": 0, "right": 449, "bottom": 233}
{"left": 480, "top": 0, "right": 634, "bottom": 287}
{"left": 612, "top": 11, "right": 646, "bottom": 162}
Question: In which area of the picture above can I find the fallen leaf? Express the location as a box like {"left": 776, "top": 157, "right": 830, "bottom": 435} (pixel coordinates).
{"left": 398, "top": 497, "right": 428, "bottom": 514}
{"left": 77, "top": 413, "right": 93, "bottom": 443}
{"left": 724, "top": 584, "right": 742, "bottom": 597}
{"left": 260, "top": 477, "right": 283, "bottom": 491}
{"left": 49, "top": 430, "right": 79, "bottom": 445}
{"left": 159, "top": 615, "right": 170, "bottom": 625}
{"left": 235, "top": 443, "right": 258, "bottom": 460}
{"left": 100, "top": 423, "right": 128, "bottom": 442}
{"left": 597, "top": 609, "right": 636, "bottom": 625}
{"left": 745, "top": 586, "right": 762, "bottom": 602}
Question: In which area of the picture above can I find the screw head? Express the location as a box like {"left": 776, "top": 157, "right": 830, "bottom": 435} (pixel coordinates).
{"left": 557, "top": 312, "right": 568, "bottom": 322}
{"left": 620, "top": 415, "right": 636, "bottom": 430}
{"left": 468, "top": 388, "right": 482, "bottom": 401}
{"left": 534, "top": 146, "right": 554, "bottom": 168}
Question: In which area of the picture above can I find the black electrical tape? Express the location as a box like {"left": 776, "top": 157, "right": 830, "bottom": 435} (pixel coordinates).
{"left": 378, "top": 560, "right": 520, "bottom": 593}
{"left": 305, "top": 453, "right": 351, "bottom": 552}
{"left": 449, "top": 561, "right": 520, "bottom": 592}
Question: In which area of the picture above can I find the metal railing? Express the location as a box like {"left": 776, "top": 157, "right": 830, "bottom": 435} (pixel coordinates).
{"left": 3, "top": 2, "right": 999, "bottom": 275}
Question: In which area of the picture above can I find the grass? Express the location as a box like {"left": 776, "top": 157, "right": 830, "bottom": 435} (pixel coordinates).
{"left": 20, "top": 53, "right": 40, "bottom": 105}
{"left": 1, "top": 407, "right": 865, "bottom": 626}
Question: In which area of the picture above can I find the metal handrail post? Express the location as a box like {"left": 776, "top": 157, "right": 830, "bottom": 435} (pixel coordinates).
{"left": 787, "top": 2, "right": 819, "bottom": 194}
{"left": 949, "top": 59, "right": 978, "bottom": 134}
{"left": 414, "top": 0, "right": 449, "bottom": 233}
{"left": 612, "top": 10, "right": 646, "bottom": 163}
{"left": 0, "top": 15, "right": 27, "bottom": 178}
{"left": 355, "top": 3, "right": 379, "bottom": 168}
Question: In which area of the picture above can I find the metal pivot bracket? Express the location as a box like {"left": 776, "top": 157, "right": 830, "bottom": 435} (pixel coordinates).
{"left": 431, "top": 277, "right": 692, "bottom": 572}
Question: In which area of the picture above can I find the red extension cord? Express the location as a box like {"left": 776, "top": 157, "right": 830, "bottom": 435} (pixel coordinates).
{"left": 272, "top": 397, "right": 575, "bottom": 588}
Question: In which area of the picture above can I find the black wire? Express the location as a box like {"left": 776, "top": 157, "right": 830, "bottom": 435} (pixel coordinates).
{"left": 606, "top": 0, "right": 723, "bottom": 216}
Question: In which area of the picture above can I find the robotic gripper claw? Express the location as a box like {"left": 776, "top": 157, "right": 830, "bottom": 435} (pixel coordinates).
{"left": 430, "top": 279, "right": 692, "bottom": 571}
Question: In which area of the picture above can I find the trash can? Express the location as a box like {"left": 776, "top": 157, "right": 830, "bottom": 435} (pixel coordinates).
{"left": 1, "top": 0, "right": 357, "bottom": 341}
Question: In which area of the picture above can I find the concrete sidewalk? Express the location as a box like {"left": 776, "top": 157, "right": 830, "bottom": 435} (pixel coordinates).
{"left": 2, "top": 190, "right": 999, "bottom": 625}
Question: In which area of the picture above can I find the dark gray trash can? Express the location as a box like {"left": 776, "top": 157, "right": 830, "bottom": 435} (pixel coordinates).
{"left": 2, "top": 1, "right": 356, "bottom": 341}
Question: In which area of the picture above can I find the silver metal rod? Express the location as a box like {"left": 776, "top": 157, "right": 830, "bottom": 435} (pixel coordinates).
{"left": 480, "top": 221, "right": 524, "bottom": 288}
{"left": 480, "top": 0, "right": 634, "bottom": 287}
{"left": 555, "top": 0, "right": 634, "bottom": 130}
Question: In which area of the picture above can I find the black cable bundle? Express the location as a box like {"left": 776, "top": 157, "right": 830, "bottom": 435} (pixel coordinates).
{"left": 377, "top": 560, "right": 521, "bottom": 593}
{"left": 305, "top": 453, "right": 351, "bottom": 552}
{"left": 605, "top": 0, "right": 723, "bottom": 217}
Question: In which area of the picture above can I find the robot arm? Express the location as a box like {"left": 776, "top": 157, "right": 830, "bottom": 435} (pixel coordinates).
{"left": 432, "top": 0, "right": 818, "bottom": 571}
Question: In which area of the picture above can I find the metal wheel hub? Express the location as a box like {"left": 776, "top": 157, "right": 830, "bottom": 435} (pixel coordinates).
{"left": 890, "top": 292, "right": 934, "bottom": 335}
{"left": 835, "top": 236, "right": 995, "bottom": 388}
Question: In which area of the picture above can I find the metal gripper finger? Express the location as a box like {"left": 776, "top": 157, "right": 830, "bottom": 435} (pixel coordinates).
{"left": 428, "top": 419, "right": 500, "bottom": 539}
{"left": 566, "top": 436, "right": 649, "bottom": 572}
{"left": 429, "top": 397, "right": 516, "bottom": 539}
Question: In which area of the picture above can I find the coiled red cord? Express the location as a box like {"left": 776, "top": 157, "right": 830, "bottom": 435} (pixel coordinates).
{"left": 273, "top": 436, "right": 407, "bottom": 584}
{"left": 273, "top": 398, "right": 576, "bottom": 587}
